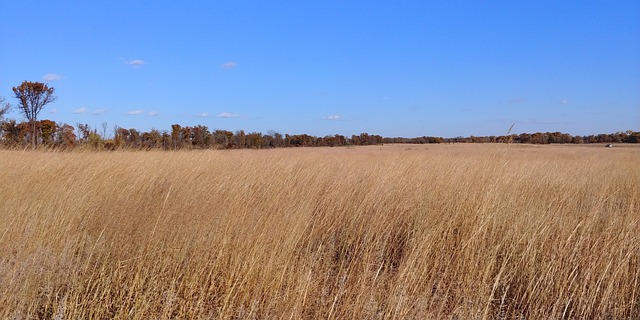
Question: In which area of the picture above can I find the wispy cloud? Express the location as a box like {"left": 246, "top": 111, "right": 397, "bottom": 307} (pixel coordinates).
{"left": 73, "top": 107, "right": 87, "bottom": 114}
{"left": 560, "top": 99, "right": 569, "bottom": 105}
{"left": 42, "top": 74, "right": 63, "bottom": 81}
{"left": 488, "top": 118, "right": 569, "bottom": 126}
{"left": 217, "top": 112, "right": 240, "bottom": 118}
{"left": 91, "top": 109, "right": 106, "bottom": 115}
{"left": 323, "top": 115, "right": 341, "bottom": 120}
{"left": 508, "top": 98, "right": 528, "bottom": 104}
{"left": 517, "top": 119, "right": 568, "bottom": 125}
{"left": 125, "top": 59, "right": 145, "bottom": 68}
{"left": 126, "top": 110, "right": 144, "bottom": 115}
{"left": 148, "top": 111, "right": 160, "bottom": 116}
{"left": 221, "top": 61, "right": 237, "bottom": 70}
{"left": 195, "top": 112, "right": 210, "bottom": 118}
{"left": 49, "top": 108, "right": 58, "bottom": 114}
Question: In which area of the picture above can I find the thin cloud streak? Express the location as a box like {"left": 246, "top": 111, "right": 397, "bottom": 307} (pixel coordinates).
{"left": 217, "top": 112, "right": 240, "bottom": 118}
{"left": 508, "top": 98, "right": 528, "bottom": 104}
{"left": 221, "top": 61, "right": 237, "bottom": 69}
{"left": 125, "top": 59, "right": 145, "bottom": 67}
{"left": 42, "top": 74, "right": 63, "bottom": 81}
{"left": 73, "top": 107, "right": 87, "bottom": 114}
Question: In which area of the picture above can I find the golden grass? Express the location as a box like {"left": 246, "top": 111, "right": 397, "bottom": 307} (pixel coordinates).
{"left": 0, "top": 144, "right": 638, "bottom": 319}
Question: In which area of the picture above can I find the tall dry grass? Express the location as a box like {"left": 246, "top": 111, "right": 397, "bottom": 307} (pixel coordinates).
{"left": 0, "top": 144, "right": 638, "bottom": 319}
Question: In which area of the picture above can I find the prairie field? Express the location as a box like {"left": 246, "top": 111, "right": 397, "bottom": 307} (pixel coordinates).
{"left": 0, "top": 144, "right": 638, "bottom": 319}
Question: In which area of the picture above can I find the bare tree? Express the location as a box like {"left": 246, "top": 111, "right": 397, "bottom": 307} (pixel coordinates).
{"left": 12, "top": 81, "right": 57, "bottom": 146}
{"left": 101, "top": 122, "right": 108, "bottom": 139}
{"left": 0, "top": 96, "right": 10, "bottom": 141}
{"left": 0, "top": 96, "right": 10, "bottom": 119}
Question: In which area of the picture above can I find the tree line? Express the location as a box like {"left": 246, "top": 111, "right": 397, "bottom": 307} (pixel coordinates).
{"left": 0, "top": 81, "right": 638, "bottom": 150}
{"left": 1, "top": 119, "right": 637, "bottom": 151}
{"left": 0, "top": 120, "right": 386, "bottom": 150}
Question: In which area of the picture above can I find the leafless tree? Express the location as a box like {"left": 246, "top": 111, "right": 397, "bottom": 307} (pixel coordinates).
{"left": 101, "top": 122, "right": 108, "bottom": 139}
{"left": 0, "top": 96, "right": 10, "bottom": 119}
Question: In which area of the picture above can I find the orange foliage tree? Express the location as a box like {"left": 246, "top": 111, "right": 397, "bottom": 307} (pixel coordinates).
{"left": 12, "top": 81, "right": 57, "bottom": 146}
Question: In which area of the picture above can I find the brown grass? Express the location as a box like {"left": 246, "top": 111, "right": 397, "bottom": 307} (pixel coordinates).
{"left": 0, "top": 144, "right": 638, "bottom": 319}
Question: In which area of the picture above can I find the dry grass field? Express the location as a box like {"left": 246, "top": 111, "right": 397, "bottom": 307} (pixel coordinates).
{"left": 0, "top": 144, "right": 638, "bottom": 319}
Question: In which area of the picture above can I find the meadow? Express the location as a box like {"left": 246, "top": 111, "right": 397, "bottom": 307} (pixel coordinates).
{"left": 0, "top": 144, "right": 638, "bottom": 319}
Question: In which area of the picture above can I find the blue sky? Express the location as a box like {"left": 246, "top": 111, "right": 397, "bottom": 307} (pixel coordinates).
{"left": 1, "top": 1, "right": 638, "bottom": 138}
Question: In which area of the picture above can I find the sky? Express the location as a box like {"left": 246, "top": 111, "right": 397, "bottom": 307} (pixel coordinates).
{"left": 1, "top": 1, "right": 638, "bottom": 138}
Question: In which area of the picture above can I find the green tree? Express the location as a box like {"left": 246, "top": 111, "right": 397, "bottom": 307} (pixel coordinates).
{"left": 12, "top": 81, "right": 57, "bottom": 146}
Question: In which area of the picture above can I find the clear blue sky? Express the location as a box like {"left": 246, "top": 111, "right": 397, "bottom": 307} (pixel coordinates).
{"left": 1, "top": 1, "right": 638, "bottom": 138}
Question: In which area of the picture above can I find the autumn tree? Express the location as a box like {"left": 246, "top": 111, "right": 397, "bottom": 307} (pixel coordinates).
{"left": 12, "top": 81, "right": 57, "bottom": 146}
{"left": 213, "top": 129, "right": 233, "bottom": 149}
{"left": 142, "top": 129, "right": 163, "bottom": 149}
{"left": 170, "top": 124, "right": 182, "bottom": 149}
{"left": 129, "top": 129, "right": 141, "bottom": 148}
{"left": 55, "top": 123, "right": 76, "bottom": 149}
{"left": 38, "top": 120, "right": 58, "bottom": 145}
{"left": 1, "top": 120, "right": 20, "bottom": 146}
{"left": 192, "top": 125, "right": 210, "bottom": 148}
{"left": 233, "top": 130, "right": 246, "bottom": 148}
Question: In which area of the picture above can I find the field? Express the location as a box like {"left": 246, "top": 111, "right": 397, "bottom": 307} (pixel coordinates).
{"left": 0, "top": 144, "right": 638, "bottom": 319}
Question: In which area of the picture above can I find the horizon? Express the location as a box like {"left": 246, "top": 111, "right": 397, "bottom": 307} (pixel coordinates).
{"left": 1, "top": 1, "right": 638, "bottom": 138}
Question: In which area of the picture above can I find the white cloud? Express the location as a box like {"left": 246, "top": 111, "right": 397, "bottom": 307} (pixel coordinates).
{"left": 126, "top": 110, "right": 144, "bottom": 115}
{"left": 73, "top": 107, "right": 87, "bottom": 114}
{"left": 324, "top": 115, "right": 341, "bottom": 120}
{"left": 148, "top": 111, "right": 160, "bottom": 116}
{"left": 49, "top": 108, "right": 58, "bottom": 114}
{"left": 221, "top": 61, "right": 237, "bottom": 69}
{"left": 195, "top": 112, "right": 210, "bottom": 117}
{"left": 42, "top": 74, "right": 63, "bottom": 81}
{"left": 560, "top": 99, "right": 569, "bottom": 105}
{"left": 217, "top": 112, "right": 240, "bottom": 118}
{"left": 91, "top": 109, "right": 106, "bottom": 115}
{"left": 126, "top": 59, "right": 145, "bottom": 67}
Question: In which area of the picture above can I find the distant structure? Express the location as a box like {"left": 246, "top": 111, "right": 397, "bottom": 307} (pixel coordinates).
{"left": 500, "top": 122, "right": 516, "bottom": 144}
{"left": 605, "top": 144, "right": 613, "bottom": 148}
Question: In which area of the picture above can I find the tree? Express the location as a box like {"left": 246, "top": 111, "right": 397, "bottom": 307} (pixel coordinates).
{"left": 77, "top": 123, "right": 91, "bottom": 142}
{"left": 170, "top": 124, "right": 182, "bottom": 149}
{"left": 0, "top": 97, "right": 10, "bottom": 141}
{"left": 0, "top": 96, "right": 10, "bottom": 120}
{"left": 101, "top": 122, "right": 108, "bottom": 139}
{"left": 1, "top": 120, "right": 20, "bottom": 146}
{"left": 38, "top": 120, "right": 58, "bottom": 145}
{"left": 12, "top": 81, "right": 57, "bottom": 146}
{"left": 55, "top": 123, "right": 76, "bottom": 149}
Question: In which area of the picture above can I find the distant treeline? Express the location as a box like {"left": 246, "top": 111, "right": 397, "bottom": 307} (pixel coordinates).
{"left": 0, "top": 119, "right": 638, "bottom": 150}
